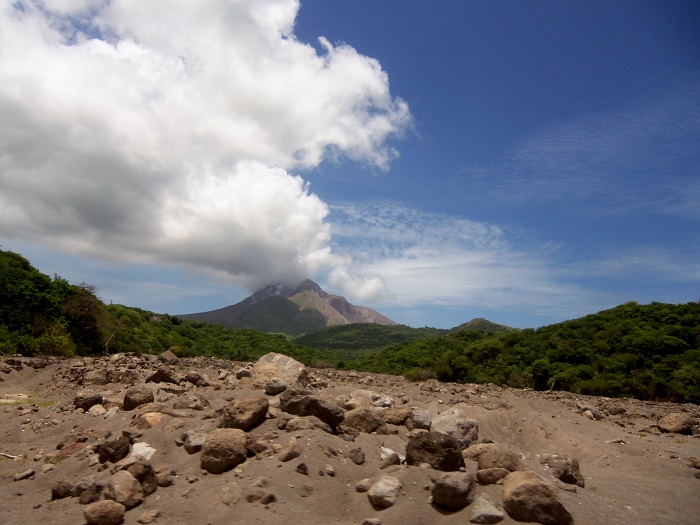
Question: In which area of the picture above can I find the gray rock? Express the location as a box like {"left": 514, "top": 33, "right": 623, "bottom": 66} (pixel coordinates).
{"left": 51, "top": 480, "right": 74, "bottom": 500}
{"left": 406, "top": 407, "right": 432, "bottom": 430}
{"left": 430, "top": 407, "right": 479, "bottom": 447}
{"left": 145, "top": 365, "right": 180, "bottom": 385}
{"left": 264, "top": 378, "right": 289, "bottom": 395}
{"left": 13, "top": 468, "right": 35, "bottom": 481}
{"left": 180, "top": 429, "right": 208, "bottom": 454}
{"left": 157, "top": 349, "right": 179, "bottom": 364}
{"left": 470, "top": 493, "right": 504, "bottom": 524}
{"left": 279, "top": 388, "right": 344, "bottom": 428}
{"left": 431, "top": 472, "right": 475, "bottom": 509}
{"left": 95, "top": 435, "right": 131, "bottom": 464}
{"left": 368, "top": 476, "right": 402, "bottom": 508}
{"left": 74, "top": 389, "right": 103, "bottom": 411}
{"left": 349, "top": 448, "right": 366, "bottom": 465}
{"left": 123, "top": 385, "right": 154, "bottom": 411}
{"left": 253, "top": 352, "right": 308, "bottom": 386}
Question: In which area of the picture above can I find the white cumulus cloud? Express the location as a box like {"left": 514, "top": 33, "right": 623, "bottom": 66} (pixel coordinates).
{"left": 0, "top": 0, "right": 410, "bottom": 291}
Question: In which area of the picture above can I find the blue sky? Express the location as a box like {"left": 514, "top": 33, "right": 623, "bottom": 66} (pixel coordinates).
{"left": 1, "top": 1, "right": 698, "bottom": 329}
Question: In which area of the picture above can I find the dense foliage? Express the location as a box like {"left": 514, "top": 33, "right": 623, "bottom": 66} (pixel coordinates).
{"left": 293, "top": 323, "right": 447, "bottom": 360}
{"left": 0, "top": 250, "right": 325, "bottom": 365}
{"left": 350, "top": 301, "right": 700, "bottom": 403}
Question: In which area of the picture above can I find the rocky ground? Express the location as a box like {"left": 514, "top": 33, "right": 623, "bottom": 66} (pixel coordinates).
{"left": 0, "top": 352, "right": 698, "bottom": 525}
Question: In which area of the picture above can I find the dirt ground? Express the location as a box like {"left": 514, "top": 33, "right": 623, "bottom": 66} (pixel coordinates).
{"left": 1, "top": 355, "right": 698, "bottom": 525}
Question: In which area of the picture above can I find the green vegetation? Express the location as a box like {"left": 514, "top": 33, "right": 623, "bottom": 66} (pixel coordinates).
{"left": 348, "top": 301, "right": 700, "bottom": 403}
{"left": 293, "top": 323, "right": 447, "bottom": 360}
{"left": 0, "top": 249, "right": 326, "bottom": 365}
{"left": 2, "top": 248, "right": 699, "bottom": 403}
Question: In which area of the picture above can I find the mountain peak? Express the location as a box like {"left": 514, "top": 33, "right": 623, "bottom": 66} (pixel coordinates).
{"left": 179, "top": 279, "right": 395, "bottom": 336}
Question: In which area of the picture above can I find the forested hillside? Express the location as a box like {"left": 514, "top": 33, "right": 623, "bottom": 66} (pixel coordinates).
{"left": 350, "top": 301, "right": 700, "bottom": 403}
{"left": 0, "top": 249, "right": 323, "bottom": 364}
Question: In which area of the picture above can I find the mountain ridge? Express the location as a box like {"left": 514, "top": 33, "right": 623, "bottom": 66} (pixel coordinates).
{"left": 178, "top": 278, "right": 396, "bottom": 336}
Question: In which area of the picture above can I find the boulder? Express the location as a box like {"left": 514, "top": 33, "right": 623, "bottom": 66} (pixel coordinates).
{"left": 502, "top": 471, "right": 573, "bottom": 525}
{"left": 339, "top": 407, "right": 388, "bottom": 434}
{"left": 157, "top": 349, "right": 179, "bottom": 364}
{"left": 380, "top": 407, "right": 412, "bottom": 426}
{"left": 279, "top": 388, "right": 344, "bottom": 428}
{"left": 253, "top": 352, "right": 308, "bottom": 386}
{"left": 220, "top": 396, "right": 269, "bottom": 430}
{"left": 406, "top": 406, "right": 432, "bottom": 430}
{"left": 74, "top": 389, "right": 103, "bottom": 411}
{"left": 368, "top": 476, "right": 402, "bottom": 508}
{"left": 126, "top": 460, "right": 158, "bottom": 496}
{"left": 658, "top": 412, "right": 693, "bottom": 434}
{"left": 348, "top": 389, "right": 395, "bottom": 408}
{"left": 103, "top": 470, "right": 143, "bottom": 510}
{"left": 539, "top": 454, "right": 585, "bottom": 487}
{"left": 405, "top": 431, "right": 465, "bottom": 471}
{"left": 477, "top": 446, "right": 522, "bottom": 472}
{"left": 84, "top": 500, "right": 126, "bottom": 525}
{"left": 431, "top": 472, "right": 475, "bottom": 509}
{"left": 470, "top": 493, "right": 505, "bottom": 524}
{"left": 123, "top": 385, "right": 154, "bottom": 411}
{"left": 146, "top": 366, "right": 180, "bottom": 385}
{"left": 264, "top": 378, "right": 289, "bottom": 395}
{"left": 95, "top": 435, "right": 131, "bottom": 464}
{"left": 172, "top": 393, "right": 211, "bottom": 411}
{"left": 180, "top": 429, "right": 208, "bottom": 454}
{"left": 476, "top": 468, "right": 511, "bottom": 485}
{"left": 277, "top": 437, "right": 302, "bottom": 462}
{"left": 200, "top": 428, "right": 247, "bottom": 474}
{"left": 430, "top": 407, "right": 479, "bottom": 447}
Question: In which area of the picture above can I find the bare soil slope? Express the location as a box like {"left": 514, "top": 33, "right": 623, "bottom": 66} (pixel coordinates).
{"left": 0, "top": 355, "right": 698, "bottom": 525}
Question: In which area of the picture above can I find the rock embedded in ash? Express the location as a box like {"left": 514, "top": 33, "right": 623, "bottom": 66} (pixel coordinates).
{"left": 368, "top": 476, "right": 402, "bottom": 508}
{"left": 146, "top": 365, "right": 180, "bottom": 385}
{"left": 279, "top": 388, "right": 344, "bottom": 428}
{"left": 172, "top": 392, "right": 211, "bottom": 411}
{"left": 277, "top": 436, "right": 302, "bottom": 462}
{"left": 657, "top": 412, "right": 693, "bottom": 434}
{"left": 13, "top": 468, "right": 35, "bottom": 481}
{"left": 349, "top": 448, "right": 366, "bottom": 465}
{"left": 430, "top": 407, "right": 479, "bottom": 448}
{"left": 406, "top": 407, "right": 432, "bottom": 430}
{"left": 539, "top": 454, "right": 585, "bottom": 487}
{"left": 200, "top": 428, "right": 248, "bottom": 474}
{"left": 348, "top": 389, "right": 396, "bottom": 408}
{"left": 253, "top": 352, "right": 308, "bottom": 386}
{"left": 51, "top": 480, "right": 75, "bottom": 500}
{"left": 133, "top": 412, "right": 165, "bottom": 430}
{"left": 126, "top": 459, "right": 158, "bottom": 496}
{"left": 379, "top": 452, "right": 401, "bottom": 469}
{"left": 502, "top": 470, "right": 573, "bottom": 525}
{"left": 476, "top": 468, "right": 511, "bottom": 485}
{"left": 74, "top": 389, "right": 103, "bottom": 411}
{"left": 83, "top": 500, "right": 126, "bottom": 525}
{"left": 95, "top": 435, "right": 131, "bottom": 464}
{"left": 123, "top": 385, "right": 154, "bottom": 411}
{"left": 339, "top": 407, "right": 389, "bottom": 434}
{"left": 470, "top": 493, "right": 505, "bottom": 524}
{"left": 264, "top": 378, "right": 289, "bottom": 395}
{"left": 136, "top": 509, "right": 161, "bottom": 524}
{"left": 157, "top": 349, "right": 179, "bottom": 365}
{"left": 380, "top": 407, "right": 412, "bottom": 426}
{"left": 405, "top": 431, "right": 465, "bottom": 471}
{"left": 220, "top": 396, "right": 269, "bottom": 430}
{"left": 477, "top": 446, "right": 522, "bottom": 472}
{"left": 431, "top": 471, "right": 475, "bottom": 510}
{"left": 103, "top": 470, "right": 144, "bottom": 510}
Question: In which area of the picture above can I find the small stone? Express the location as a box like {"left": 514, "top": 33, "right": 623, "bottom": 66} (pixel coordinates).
{"left": 470, "top": 493, "right": 504, "bottom": 524}
{"left": 356, "top": 478, "right": 373, "bottom": 492}
{"left": 84, "top": 500, "right": 126, "bottom": 525}
{"left": 431, "top": 472, "right": 475, "bottom": 510}
{"left": 13, "top": 469, "right": 35, "bottom": 481}
{"left": 296, "top": 462, "right": 309, "bottom": 475}
{"left": 277, "top": 437, "right": 302, "bottom": 462}
{"left": 362, "top": 519, "right": 382, "bottom": 525}
{"left": 349, "top": 448, "right": 366, "bottom": 465}
{"left": 368, "top": 476, "right": 402, "bottom": 508}
{"left": 137, "top": 509, "right": 161, "bottom": 524}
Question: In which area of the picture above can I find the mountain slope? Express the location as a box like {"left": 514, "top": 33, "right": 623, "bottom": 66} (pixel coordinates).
{"left": 178, "top": 279, "right": 396, "bottom": 336}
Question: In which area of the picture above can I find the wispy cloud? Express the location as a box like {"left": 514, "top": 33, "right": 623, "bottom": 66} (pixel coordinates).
{"left": 471, "top": 79, "right": 700, "bottom": 218}
{"left": 327, "top": 202, "right": 596, "bottom": 317}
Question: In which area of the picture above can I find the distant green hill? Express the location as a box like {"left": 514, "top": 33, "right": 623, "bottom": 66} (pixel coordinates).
{"left": 449, "top": 317, "right": 519, "bottom": 334}
{"left": 293, "top": 323, "right": 446, "bottom": 359}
